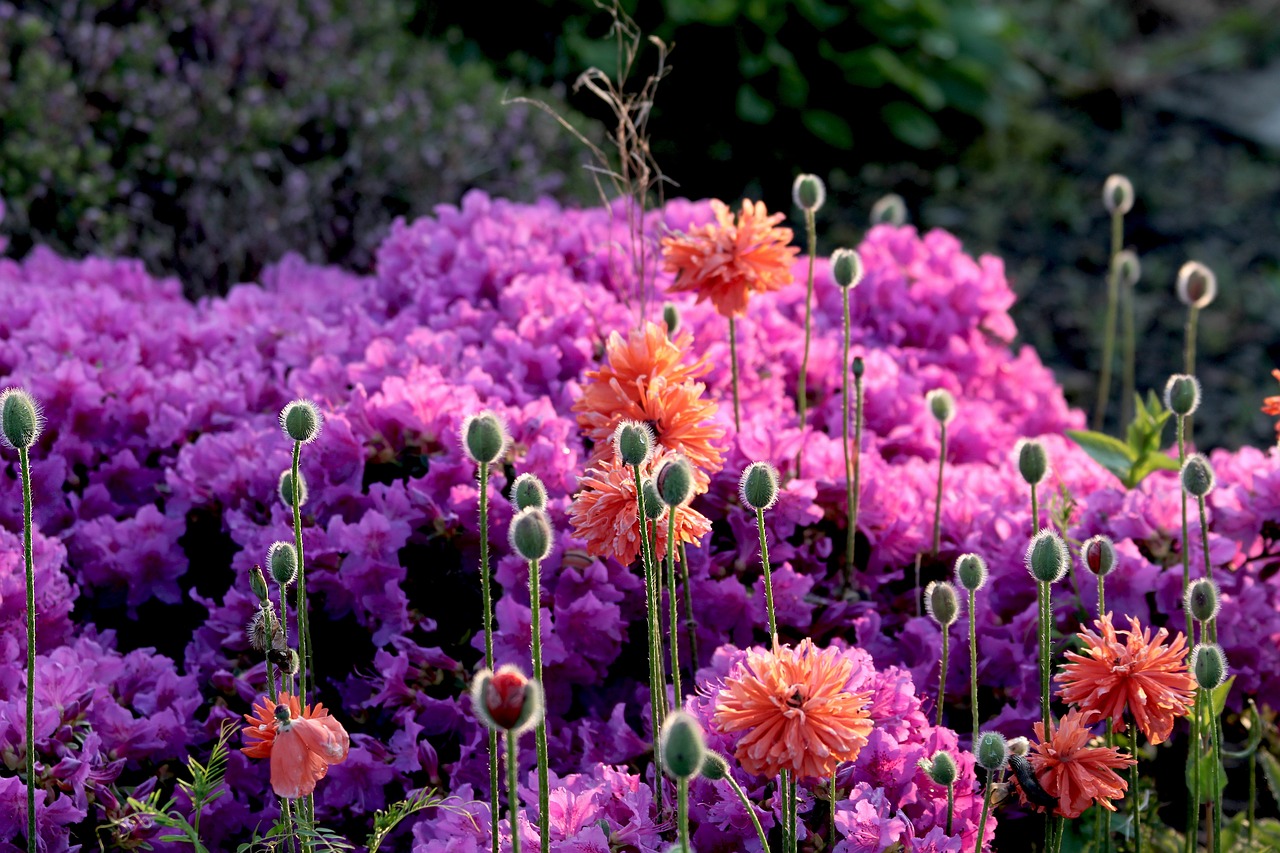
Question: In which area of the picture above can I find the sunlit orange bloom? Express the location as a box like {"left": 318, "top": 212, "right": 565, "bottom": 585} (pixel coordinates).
{"left": 712, "top": 639, "right": 873, "bottom": 781}
{"left": 1057, "top": 613, "right": 1195, "bottom": 745}
{"left": 661, "top": 199, "right": 799, "bottom": 319}
{"left": 568, "top": 454, "right": 711, "bottom": 566}
{"left": 1262, "top": 369, "right": 1280, "bottom": 440}
{"left": 242, "top": 692, "right": 350, "bottom": 799}
{"left": 1025, "top": 708, "right": 1135, "bottom": 819}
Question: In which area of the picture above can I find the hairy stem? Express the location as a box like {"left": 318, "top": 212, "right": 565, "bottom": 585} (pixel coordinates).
{"left": 529, "top": 558, "right": 549, "bottom": 853}
{"left": 729, "top": 317, "right": 741, "bottom": 432}
{"left": 479, "top": 463, "right": 499, "bottom": 853}
{"left": 795, "top": 208, "right": 817, "bottom": 475}
{"left": 21, "top": 447, "right": 35, "bottom": 853}
{"left": 757, "top": 507, "right": 776, "bottom": 641}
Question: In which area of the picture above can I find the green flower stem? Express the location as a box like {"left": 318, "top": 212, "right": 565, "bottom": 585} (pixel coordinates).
{"left": 1093, "top": 210, "right": 1123, "bottom": 431}
{"left": 849, "top": 364, "right": 864, "bottom": 594}
{"left": 968, "top": 590, "right": 979, "bottom": 747}
{"left": 279, "top": 584, "right": 292, "bottom": 695}
{"left": 1039, "top": 580, "right": 1052, "bottom": 736}
{"left": 828, "top": 772, "right": 837, "bottom": 846}
{"left": 973, "top": 777, "right": 993, "bottom": 853}
{"left": 1119, "top": 219, "right": 1136, "bottom": 428}
{"left": 1189, "top": 689, "right": 1201, "bottom": 853}
{"left": 290, "top": 442, "right": 310, "bottom": 703}
{"left": 529, "top": 558, "right": 549, "bottom": 853}
{"left": 782, "top": 770, "right": 796, "bottom": 853}
{"left": 932, "top": 423, "right": 947, "bottom": 556}
{"left": 913, "top": 554, "right": 922, "bottom": 618}
{"left": 841, "top": 287, "right": 854, "bottom": 580}
{"left": 936, "top": 625, "right": 949, "bottom": 727}
{"left": 756, "top": 507, "right": 776, "bottom": 641}
{"left": 1196, "top": 494, "right": 1217, "bottom": 645}
{"left": 945, "top": 782, "right": 954, "bottom": 835}
{"left": 1131, "top": 722, "right": 1142, "bottom": 853}
{"left": 679, "top": 541, "right": 699, "bottom": 679}
{"left": 1212, "top": 708, "right": 1222, "bottom": 853}
{"left": 796, "top": 208, "right": 817, "bottom": 476}
{"left": 666, "top": 508, "right": 682, "bottom": 709}
{"left": 20, "top": 447, "right": 35, "bottom": 853}
{"left": 729, "top": 317, "right": 741, "bottom": 433}
{"left": 478, "top": 462, "right": 499, "bottom": 853}
{"left": 1178, "top": 416, "right": 1192, "bottom": 644}
{"left": 631, "top": 464, "right": 664, "bottom": 806}
{"left": 1184, "top": 306, "right": 1199, "bottom": 443}
{"left": 724, "top": 775, "right": 771, "bottom": 853}
{"left": 508, "top": 733, "right": 521, "bottom": 853}
{"left": 1031, "top": 482, "right": 1039, "bottom": 535}
{"left": 678, "top": 777, "right": 691, "bottom": 853}
{"left": 1099, "top": 573, "right": 1106, "bottom": 620}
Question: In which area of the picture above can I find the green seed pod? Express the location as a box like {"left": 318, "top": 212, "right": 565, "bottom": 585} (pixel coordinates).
{"left": 831, "top": 248, "right": 864, "bottom": 290}
{"left": 1176, "top": 261, "right": 1217, "bottom": 310}
{"left": 926, "top": 389, "right": 956, "bottom": 426}
{"left": 739, "top": 461, "right": 779, "bottom": 512}
{"left": 1103, "top": 174, "right": 1134, "bottom": 216}
{"left": 661, "top": 710, "right": 707, "bottom": 780}
{"left": 462, "top": 411, "right": 509, "bottom": 466}
{"left": 1163, "top": 374, "right": 1201, "bottom": 417}
{"left": 1114, "top": 250, "right": 1141, "bottom": 288}
{"left": 1181, "top": 454, "right": 1215, "bottom": 498}
{"left": 510, "top": 473, "right": 548, "bottom": 511}
{"left": 976, "top": 731, "right": 1009, "bottom": 771}
{"left": 613, "top": 420, "right": 654, "bottom": 467}
{"left": 656, "top": 456, "right": 695, "bottom": 508}
{"left": 249, "top": 565, "right": 270, "bottom": 603}
{"left": 642, "top": 480, "right": 664, "bottom": 521}
{"left": 278, "top": 469, "right": 309, "bottom": 509}
{"left": 919, "top": 751, "right": 958, "bottom": 786}
{"left": 267, "top": 541, "right": 299, "bottom": 587}
{"left": 1082, "top": 535, "right": 1117, "bottom": 577}
{"left": 1191, "top": 644, "right": 1228, "bottom": 690}
{"left": 1184, "top": 578, "right": 1220, "bottom": 624}
{"left": 852, "top": 356, "right": 865, "bottom": 378}
{"left": 663, "top": 302, "right": 681, "bottom": 335}
{"left": 699, "top": 751, "right": 731, "bottom": 781}
{"left": 870, "top": 193, "right": 907, "bottom": 226}
{"left": 925, "top": 581, "right": 959, "bottom": 627}
{"left": 1026, "top": 530, "right": 1068, "bottom": 584}
{"left": 954, "top": 553, "right": 988, "bottom": 593}
{"left": 509, "top": 507, "right": 553, "bottom": 562}
{"left": 280, "top": 399, "right": 323, "bottom": 444}
{"left": 792, "top": 173, "right": 826, "bottom": 212}
{"left": 0, "top": 388, "right": 42, "bottom": 450}
{"left": 1016, "top": 439, "right": 1049, "bottom": 486}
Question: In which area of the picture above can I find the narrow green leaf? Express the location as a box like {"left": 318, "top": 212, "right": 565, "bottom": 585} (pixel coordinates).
{"left": 1066, "top": 429, "right": 1137, "bottom": 484}
{"left": 1211, "top": 675, "right": 1235, "bottom": 716}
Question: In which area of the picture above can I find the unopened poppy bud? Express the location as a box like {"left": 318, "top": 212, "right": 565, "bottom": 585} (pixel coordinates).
{"left": 641, "top": 480, "right": 664, "bottom": 520}
{"left": 462, "top": 411, "right": 509, "bottom": 466}
{"left": 1102, "top": 174, "right": 1134, "bottom": 216}
{"left": 1181, "top": 454, "right": 1215, "bottom": 497}
{"left": 852, "top": 356, "right": 865, "bottom": 378}
{"left": 925, "top": 581, "right": 959, "bottom": 627}
{"left": 1026, "top": 530, "right": 1069, "bottom": 584}
{"left": 1082, "top": 535, "right": 1117, "bottom": 577}
{"left": 976, "top": 731, "right": 1009, "bottom": 771}
{"left": 1177, "top": 261, "right": 1217, "bottom": 309}
{"left": 509, "top": 507, "right": 553, "bottom": 562}
{"left": 249, "top": 565, "right": 270, "bottom": 603}
{"left": 1008, "top": 736, "right": 1030, "bottom": 757}
{"left": 0, "top": 388, "right": 42, "bottom": 451}
{"left": 246, "top": 607, "right": 279, "bottom": 652}
{"left": 926, "top": 389, "right": 956, "bottom": 425}
{"left": 792, "top": 173, "right": 826, "bottom": 212}
{"left": 656, "top": 456, "right": 695, "bottom": 507}
{"left": 663, "top": 302, "right": 681, "bottom": 335}
{"left": 268, "top": 542, "right": 298, "bottom": 587}
{"left": 739, "top": 461, "right": 779, "bottom": 512}
{"left": 661, "top": 710, "right": 707, "bottom": 780}
{"left": 1191, "top": 644, "right": 1228, "bottom": 690}
{"left": 278, "top": 469, "right": 308, "bottom": 509}
{"left": 613, "top": 420, "right": 654, "bottom": 467}
{"left": 871, "top": 193, "right": 907, "bottom": 226}
{"left": 1163, "top": 374, "right": 1201, "bottom": 417}
{"left": 1185, "top": 578, "right": 1220, "bottom": 624}
{"left": 510, "top": 473, "right": 547, "bottom": 511}
{"left": 699, "top": 751, "right": 730, "bottom": 781}
{"left": 955, "top": 553, "right": 988, "bottom": 592}
{"left": 919, "top": 751, "right": 958, "bottom": 786}
{"left": 1016, "top": 439, "right": 1049, "bottom": 486}
{"left": 1114, "top": 250, "right": 1141, "bottom": 288}
{"left": 831, "top": 248, "right": 864, "bottom": 290}
{"left": 471, "top": 665, "right": 544, "bottom": 734}
{"left": 280, "top": 400, "right": 323, "bottom": 444}
{"left": 268, "top": 646, "right": 299, "bottom": 674}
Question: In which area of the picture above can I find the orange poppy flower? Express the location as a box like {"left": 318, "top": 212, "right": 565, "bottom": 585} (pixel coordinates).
{"left": 660, "top": 199, "right": 798, "bottom": 319}
{"left": 1024, "top": 708, "right": 1135, "bottom": 819}
{"left": 567, "top": 454, "right": 711, "bottom": 566}
{"left": 242, "top": 692, "right": 350, "bottom": 799}
{"left": 712, "top": 639, "right": 873, "bottom": 781}
{"left": 1262, "top": 369, "right": 1280, "bottom": 440}
{"left": 1057, "top": 613, "right": 1195, "bottom": 745}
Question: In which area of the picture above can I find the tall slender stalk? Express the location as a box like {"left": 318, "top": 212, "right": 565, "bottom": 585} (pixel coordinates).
{"left": 849, "top": 359, "right": 864, "bottom": 592}
{"left": 666, "top": 508, "right": 682, "bottom": 709}
{"left": 529, "top": 557, "right": 549, "bottom": 853}
{"left": 290, "top": 443, "right": 310, "bottom": 701}
{"left": 967, "top": 589, "right": 978, "bottom": 746}
{"left": 1196, "top": 494, "right": 1216, "bottom": 644}
{"left": 1039, "top": 581, "right": 1051, "bottom": 736}
{"left": 677, "top": 777, "right": 691, "bottom": 853}
{"left": 20, "top": 446, "right": 35, "bottom": 853}
{"left": 729, "top": 317, "right": 741, "bottom": 432}
{"left": 679, "top": 542, "right": 698, "bottom": 678}
{"left": 724, "top": 775, "right": 771, "bottom": 853}
{"left": 507, "top": 734, "right": 521, "bottom": 853}
{"left": 795, "top": 207, "right": 817, "bottom": 475}
{"left": 841, "top": 287, "right": 854, "bottom": 580}
{"left": 1094, "top": 209, "right": 1123, "bottom": 431}
{"left": 973, "top": 777, "right": 993, "bottom": 853}
{"left": 1131, "top": 722, "right": 1142, "bottom": 853}
{"left": 1178, "top": 416, "right": 1192, "bottom": 643}
{"left": 932, "top": 422, "right": 947, "bottom": 556}
{"left": 478, "top": 463, "right": 499, "bottom": 853}
{"left": 632, "top": 464, "right": 664, "bottom": 805}
{"left": 757, "top": 507, "right": 776, "bottom": 641}
{"left": 936, "top": 627, "right": 949, "bottom": 727}
{"left": 1189, "top": 688, "right": 1201, "bottom": 853}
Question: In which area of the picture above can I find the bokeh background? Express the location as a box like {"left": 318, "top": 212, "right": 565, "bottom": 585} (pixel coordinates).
{"left": 3, "top": 0, "right": 1279, "bottom": 449}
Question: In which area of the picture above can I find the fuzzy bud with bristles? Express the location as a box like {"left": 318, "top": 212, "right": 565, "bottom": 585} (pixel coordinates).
{"left": 926, "top": 389, "right": 956, "bottom": 426}
{"left": 831, "top": 248, "right": 864, "bottom": 290}
{"left": 955, "top": 553, "right": 988, "bottom": 592}
{"left": 976, "top": 731, "right": 1009, "bottom": 771}
{"left": 280, "top": 399, "right": 323, "bottom": 444}
{"left": 871, "top": 193, "right": 907, "bottom": 226}
{"left": 642, "top": 480, "right": 664, "bottom": 520}
{"left": 1016, "top": 438, "right": 1049, "bottom": 486}
{"left": 1181, "top": 454, "right": 1215, "bottom": 497}
{"left": 1177, "top": 261, "right": 1217, "bottom": 309}
{"left": 699, "top": 751, "right": 730, "bottom": 781}
{"left": 1191, "top": 644, "right": 1228, "bottom": 690}
{"left": 852, "top": 356, "right": 865, "bottom": 378}
{"left": 249, "top": 565, "right": 270, "bottom": 603}
{"left": 510, "top": 473, "right": 547, "bottom": 511}
{"left": 613, "top": 420, "right": 654, "bottom": 467}
{"left": 1081, "top": 535, "right": 1117, "bottom": 577}
{"left": 1008, "top": 736, "right": 1030, "bottom": 757}
{"left": 925, "top": 581, "right": 960, "bottom": 627}
{"left": 471, "top": 665, "right": 544, "bottom": 734}
{"left": 663, "top": 302, "right": 681, "bottom": 335}
{"left": 1185, "top": 578, "right": 1220, "bottom": 624}
{"left": 0, "top": 388, "right": 42, "bottom": 450}
{"left": 918, "top": 751, "right": 958, "bottom": 786}
{"left": 656, "top": 456, "right": 695, "bottom": 508}
{"left": 1103, "top": 174, "right": 1135, "bottom": 216}
{"left": 509, "top": 507, "right": 553, "bottom": 562}
{"left": 1026, "top": 530, "right": 1069, "bottom": 584}
{"left": 247, "top": 607, "right": 280, "bottom": 652}
{"left": 739, "top": 462, "right": 779, "bottom": 512}
{"left": 278, "top": 469, "right": 308, "bottom": 509}
{"left": 267, "top": 541, "right": 298, "bottom": 587}
{"left": 792, "top": 174, "right": 826, "bottom": 212}
{"left": 661, "top": 710, "right": 707, "bottom": 780}
{"left": 462, "top": 411, "right": 509, "bottom": 466}
{"left": 1163, "top": 374, "right": 1201, "bottom": 417}
{"left": 1114, "top": 250, "right": 1141, "bottom": 288}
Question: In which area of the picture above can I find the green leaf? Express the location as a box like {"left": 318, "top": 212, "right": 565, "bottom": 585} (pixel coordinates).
{"left": 880, "top": 102, "right": 940, "bottom": 149}
{"left": 1211, "top": 675, "right": 1235, "bottom": 717}
{"left": 1223, "top": 701, "right": 1262, "bottom": 760}
{"left": 801, "top": 110, "right": 853, "bottom": 149}
{"left": 1185, "top": 746, "right": 1227, "bottom": 804}
{"left": 1258, "top": 747, "right": 1280, "bottom": 810}
{"left": 736, "top": 84, "right": 775, "bottom": 124}
{"left": 1066, "top": 429, "right": 1137, "bottom": 484}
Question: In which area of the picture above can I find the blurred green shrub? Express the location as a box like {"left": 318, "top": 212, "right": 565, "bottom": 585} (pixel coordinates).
{"left": 0, "top": 0, "right": 597, "bottom": 295}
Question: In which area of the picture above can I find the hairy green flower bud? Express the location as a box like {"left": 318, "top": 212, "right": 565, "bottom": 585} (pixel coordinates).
{"left": 1016, "top": 438, "right": 1049, "bottom": 486}
{"left": 976, "top": 731, "right": 1009, "bottom": 771}
{"left": 661, "top": 710, "right": 707, "bottom": 780}
{"left": 278, "top": 469, "right": 308, "bottom": 509}
{"left": 663, "top": 302, "right": 681, "bottom": 335}
{"left": 919, "top": 751, "right": 958, "bottom": 786}
{"left": 1103, "top": 174, "right": 1134, "bottom": 216}
{"left": 699, "top": 750, "right": 731, "bottom": 781}
{"left": 870, "top": 193, "right": 907, "bottom": 226}
{"left": 926, "top": 389, "right": 956, "bottom": 425}
{"left": 1114, "top": 249, "right": 1141, "bottom": 288}
{"left": 1163, "top": 374, "right": 1201, "bottom": 417}
{"left": 852, "top": 356, "right": 865, "bottom": 378}
{"left": 739, "top": 461, "right": 779, "bottom": 512}
{"left": 657, "top": 456, "right": 695, "bottom": 508}
{"left": 510, "top": 473, "right": 548, "bottom": 511}
{"left": 280, "top": 399, "right": 323, "bottom": 444}
{"left": 1081, "top": 535, "right": 1117, "bottom": 577}
{"left": 1181, "top": 454, "right": 1215, "bottom": 498}
{"left": 462, "top": 411, "right": 509, "bottom": 466}
{"left": 509, "top": 507, "right": 553, "bottom": 562}
{"left": 268, "top": 541, "right": 298, "bottom": 587}
{"left": 955, "top": 553, "right": 988, "bottom": 592}
{"left": 792, "top": 173, "right": 826, "bottom": 212}
{"left": 1026, "top": 530, "right": 1068, "bottom": 584}
{"left": 1191, "top": 644, "right": 1227, "bottom": 690}
{"left": 0, "top": 388, "right": 42, "bottom": 450}
{"left": 831, "top": 248, "right": 864, "bottom": 290}
{"left": 925, "top": 581, "right": 959, "bottom": 627}
{"left": 1177, "top": 261, "right": 1217, "bottom": 310}
{"left": 472, "top": 665, "right": 544, "bottom": 734}
{"left": 642, "top": 480, "right": 664, "bottom": 521}
{"left": 613, "top": 420, "right": 654, "bottom": 467}
{"left": 249, "top": 565, "right": 270, "bottom": 603}
{"left": 1184, "top": 578, "right": 1220, "bottom": 624}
